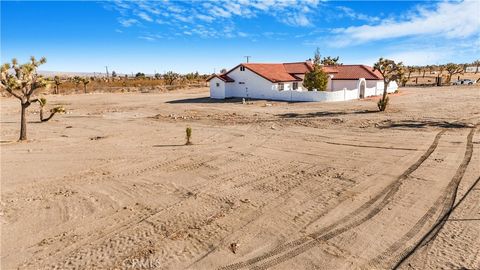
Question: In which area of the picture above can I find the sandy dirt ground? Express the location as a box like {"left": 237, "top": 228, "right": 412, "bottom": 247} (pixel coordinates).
{"left": 1, "top": 85, "right": 479, "bottom": 270}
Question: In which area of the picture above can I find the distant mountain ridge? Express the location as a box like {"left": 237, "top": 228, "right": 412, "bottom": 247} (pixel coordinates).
{"left": 38, "top": 70, "right": 139, "bottom": 78}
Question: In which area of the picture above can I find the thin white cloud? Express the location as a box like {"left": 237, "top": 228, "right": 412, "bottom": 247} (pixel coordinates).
{"left": 333, "top": 0, "right": 480, "bottom": 46}
{"left": 137, "top": 12, "right": 153, "bottom": 22}
{"left": 336, "top": 6, "right": 380, "bottom": 22}
{"left": 138, "top": 36, "right": 155, "bottom": 41}
{"left": 118, "top": 18, "right": 138, "bottom": 27}
{"left": 110, "top": 0, "right": 323, "bottom": 39}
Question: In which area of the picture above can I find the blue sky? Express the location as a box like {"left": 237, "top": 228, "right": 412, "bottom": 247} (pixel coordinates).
{"left": 1, "top": 0, "right": 479, "bottom": 74}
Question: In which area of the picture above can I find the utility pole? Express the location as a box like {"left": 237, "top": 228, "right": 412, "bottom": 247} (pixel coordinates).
{"left": 105, "top": 66, "right": 109, "bottom": 79}
{"left": 244, "top": 56, "right": 252, "bottom": 63}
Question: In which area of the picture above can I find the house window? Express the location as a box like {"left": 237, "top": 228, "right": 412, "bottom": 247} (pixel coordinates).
{"left": 216, "top": 83, "right": 220, "bottom": 87}
{"left": 240, "top": 66, "right": 245, "bottom": 71}
{"left": 278, "top": 83, "right": 284, "bottom": 91}
{"left": 239, "top": 82, "right": 245, "bottom": 84}
{"left": 293, "top": 82, "right": 298, "bottom": 90}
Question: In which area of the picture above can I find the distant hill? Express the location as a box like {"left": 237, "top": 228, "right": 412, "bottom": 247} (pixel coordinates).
{"left": 38, "top": 70, "right": 137, "bottom": 78}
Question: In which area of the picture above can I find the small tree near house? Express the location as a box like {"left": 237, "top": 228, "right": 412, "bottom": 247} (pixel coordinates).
{"left": 321, "top": 56, "right": 341, "bottom": 66}
{"left": 0, "top": 56, "right": 63, "bottom": 141}
{"left": 303, "top": 48, "right": 329, "bottom": 91}
{"left": 373, "top": 58, "right": 405, "bottom": 112}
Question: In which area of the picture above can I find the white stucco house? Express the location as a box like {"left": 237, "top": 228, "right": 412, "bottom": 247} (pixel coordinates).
{"left": 207, "top": 61, "right": 398, "bottom": 102}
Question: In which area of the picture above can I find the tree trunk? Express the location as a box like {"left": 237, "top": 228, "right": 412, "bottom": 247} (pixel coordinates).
{"left": 382, "top": 82, "right": 388, "bottom": 101}
{"left": 19, "top": 103, "right": 28, "bottom": 141}
{"left": 40, "top": 106, "right": 44, "bottom": 121}
{"left": 378, "top": 81, "right": 389, "bottom": 112}
{"left": 84, "top": 85, "right": 87, "bottom": 94}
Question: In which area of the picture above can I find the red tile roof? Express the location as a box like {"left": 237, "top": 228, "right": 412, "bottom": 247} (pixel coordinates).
{"left": 206, "top": 73, "right": 235, "bottom": 82}
{"left": 241, "top": 63, "right": 302, "bottom": 83}
{"left": 331, "top": 65, "right": 383, "bottom": 80}
{"left": 283, "top": 62, "right": 314, "bottom": 74}
{"left": 208, "top": 62, "right": 383, "bottom": 83}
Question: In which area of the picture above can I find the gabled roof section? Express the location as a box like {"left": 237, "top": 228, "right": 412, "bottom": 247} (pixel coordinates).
{"left": 206, "top": 73, "right": 235, "bottom": 82}
{"left": 241, "top": 63, "right": 302, "bottom": 83}
{"left": 283, "top": 62, "right": 313, "bottom": 74}
{"left": 215, "top": 62, "right": 384, "bottom": 83}
{"left": 330, "top": 65, "right": 383, "bottom": 80}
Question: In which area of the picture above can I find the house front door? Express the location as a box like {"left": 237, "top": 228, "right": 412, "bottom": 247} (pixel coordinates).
{"left": 359, "top": 82, "right": 366, "bottom": 98}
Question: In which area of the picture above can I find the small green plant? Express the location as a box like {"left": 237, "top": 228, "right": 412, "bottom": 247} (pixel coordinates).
{"left": 377, "top": 96, "right": 389, "bottom": 111}
{"left": 185, "top": 127, "right": 192, "bottom": 145}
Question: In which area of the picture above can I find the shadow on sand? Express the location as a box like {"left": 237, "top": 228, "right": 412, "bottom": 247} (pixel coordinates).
{"left": 166, "top": 97, "right": 243, "bottom": 104}
{"left": 276, "top": 110, "right": 378, "bottom": 118}
{"left": 377, "top": 120, "right": 475, "bottom": 129}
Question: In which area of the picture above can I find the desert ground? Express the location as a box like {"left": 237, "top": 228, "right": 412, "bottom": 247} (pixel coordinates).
{"left": 1, "top": 85, "right": 479, "bottom": 269}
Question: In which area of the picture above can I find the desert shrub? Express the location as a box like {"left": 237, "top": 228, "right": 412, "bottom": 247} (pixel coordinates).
{"left": 185, "top": 127, "right": 192, "bottom": 145}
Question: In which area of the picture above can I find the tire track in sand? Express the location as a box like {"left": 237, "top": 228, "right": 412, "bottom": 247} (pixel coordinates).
{"left": 389, "top": 127, "right": 476, "bottom": 270}
{"left": 219, "top": 130, "right": 446, "bottom": 270}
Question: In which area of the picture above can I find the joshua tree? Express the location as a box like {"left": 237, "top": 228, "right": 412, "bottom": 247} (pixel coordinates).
{"left": 37, "top": 97, "right": 65, "bottom": 122}
{"left": 404, "top": 66, "right": 415, "bottom": 86}
{"left": 163, "top": 71, "right": 179, "bottom": 86}
{"left": 219, "top": 68, "right": 227, "bottom": 74}
{"left": 321, "top": 56, "right": 341, "bottom": 66}
{"left": 73, "top": 76, "right": 82, "bottom": 91}
{"left": 438, "top": 65, "right": 445, "bottom": 75}
{"left": 445, "top": 63, "right": 464, "bottom": 83}
{"left": 373, "top": 58, "right": 405, "bottom": 111}
{"left": 0, "top": 56, "right": 49, "bottom": 140}
{"left": 81, "top": 78, "right": 90, "bottom": 93}
{"left": 185, "top": 127, "right": 192, "bottom": 145}
{"left": 422, "top": 66, "right": 427, "bottom": 78}
{"left": 303, "top": 49, "right": 329, "bottom": 91}
{"left": 135, "top": 72, "right": 146, "bottom": 78}
{"left": 53, "top": 75, "right": 62, "bottom": 94}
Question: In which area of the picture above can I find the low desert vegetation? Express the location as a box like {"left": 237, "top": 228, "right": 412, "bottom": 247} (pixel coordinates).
{"left": 185, "top": 127, "right": 192, "bottom": 145}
